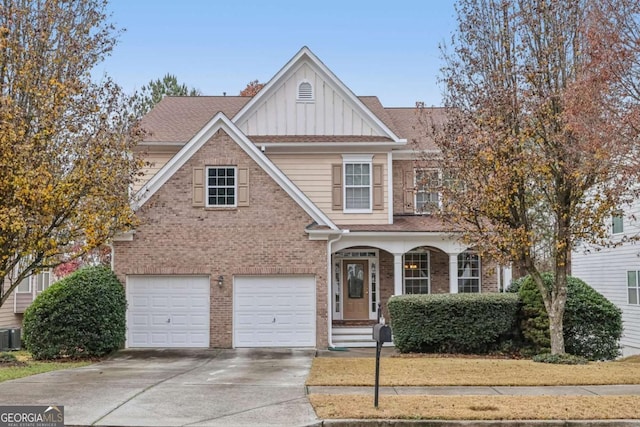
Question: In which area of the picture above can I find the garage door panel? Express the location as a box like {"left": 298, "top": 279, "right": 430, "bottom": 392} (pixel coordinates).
{"left": 127, "top": 276, "right": 210, "bottom": 348}
{"left": 234, "top": 275, "right": 315, "bottom": 348}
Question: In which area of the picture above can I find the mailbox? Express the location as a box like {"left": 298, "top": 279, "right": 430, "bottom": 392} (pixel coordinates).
{"left": 372, "top": 324, "right": 392, "bottom": 343}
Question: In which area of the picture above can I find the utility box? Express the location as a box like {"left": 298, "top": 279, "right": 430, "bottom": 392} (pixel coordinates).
{"left": 0, "top": 330, "right": 9, "bottom": 352}
{"left": 9, "top": 328, "right": 21, "bottom": 350}
{"left": 372, "top": 324, "right": 392, "bottom": 343}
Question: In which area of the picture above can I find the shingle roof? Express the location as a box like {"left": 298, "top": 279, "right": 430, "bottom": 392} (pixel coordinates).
{"left": 140, "top": 96, "right": 250, "bottom": 142}
{"left": 139, "top": 95, "right": 444, "bottom": 144}
{"left": 336, "top": 215, "right": 462, "bottom": 233}
{"left": 384, "top": 107, "right": 447, "bottom": 151}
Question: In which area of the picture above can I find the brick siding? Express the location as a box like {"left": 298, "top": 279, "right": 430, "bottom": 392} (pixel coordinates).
{"left": 114, "top": 129, "right": 328, "bottom": 348}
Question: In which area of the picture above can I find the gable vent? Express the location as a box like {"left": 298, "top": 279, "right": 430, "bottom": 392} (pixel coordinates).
{"left": 297, "top": 81, "right": 314, "bottom": 101}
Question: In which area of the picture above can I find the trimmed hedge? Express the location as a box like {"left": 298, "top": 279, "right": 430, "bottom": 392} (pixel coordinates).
{"left": 388, "top": 293, "right": 520, "bottom": 354}
{"left": 23, "top": 266, "right": 126, "bottom": 360}
{"left": 513, "top": 273, "right": 622, "bottom": 360}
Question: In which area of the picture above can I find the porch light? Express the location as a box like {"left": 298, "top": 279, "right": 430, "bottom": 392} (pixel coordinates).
{"left": 217, "top": 275, "right": 224, "bottom": 287}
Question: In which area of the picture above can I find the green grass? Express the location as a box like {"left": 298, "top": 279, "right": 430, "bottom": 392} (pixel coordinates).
{"left": 0, "top": 351, "right": 91, "bottom": 383}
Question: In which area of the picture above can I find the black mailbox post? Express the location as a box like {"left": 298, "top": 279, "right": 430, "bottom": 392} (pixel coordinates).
{"left": 372, "top": 321, "right": 392, "bottom": 407}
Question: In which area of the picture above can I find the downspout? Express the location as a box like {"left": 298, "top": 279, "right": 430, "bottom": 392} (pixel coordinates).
{"left": 327, "top": 231, "right": 346, "bottom": 350}
{"left": 107, "top": 242, "right": 115, "bottom": 271}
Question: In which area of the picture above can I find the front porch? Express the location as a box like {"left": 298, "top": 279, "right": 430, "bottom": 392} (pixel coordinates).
{"left": 327, "top": 235, "right": 510, "bottom": 348}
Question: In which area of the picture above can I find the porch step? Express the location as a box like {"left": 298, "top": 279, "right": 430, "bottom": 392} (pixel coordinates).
{"left": 331, "top": 326, "right": 394, "bottom": 348}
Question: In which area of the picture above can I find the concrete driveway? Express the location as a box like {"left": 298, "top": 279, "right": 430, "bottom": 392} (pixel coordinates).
{"left": 0, "top": 348, "right": 320, "bottom": 427}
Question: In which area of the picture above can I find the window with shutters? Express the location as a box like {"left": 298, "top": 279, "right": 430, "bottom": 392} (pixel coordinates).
{"left": 342, "top": 155, "right": 373, "bottom": 213}
{"left": 415, "top": 169, "right": 440, "bottom": 214}
{"left": 297, "top": 81, "right": 314, "bottom": 102}
{"left": 206, "top": 166, "right": 237, "bottom": 207}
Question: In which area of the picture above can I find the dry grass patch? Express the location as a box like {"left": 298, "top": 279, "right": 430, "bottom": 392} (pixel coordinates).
{"left": 0, "top": 351, "right": 91, "bottom": 383}
{"left": 307, "top": 357, "right": 640, "bottom": 386}
{"left": 310, "top": 395, "right": 640, "bottom": 420}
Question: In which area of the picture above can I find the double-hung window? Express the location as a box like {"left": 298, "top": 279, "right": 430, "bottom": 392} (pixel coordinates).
{"left": 415, "top": 169, "right": 440, "bottom": 213}
{"left": 628, "top": 271, "right": 640, "bottom": 304}
{"left": 403, "top": 250, "right": 430, "bottom": 294}
{"left": 206, "top": 166, "right": 237, "bottom": 207}
{"left": 343, "top": 155, "right": 373, "bottom": 212}
{"left": 458, "top": 251, "right": 481, "bottom": 293}
{"left": 612, "top": 213, "right": 624, "bottom": 235}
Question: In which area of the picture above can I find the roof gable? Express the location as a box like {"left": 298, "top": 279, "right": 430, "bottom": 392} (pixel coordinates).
{"left": 233, "top": 47, "right": 405, "bottom": 142}
{"left": 133, "top": 112, "right": 338, "bottom": 230}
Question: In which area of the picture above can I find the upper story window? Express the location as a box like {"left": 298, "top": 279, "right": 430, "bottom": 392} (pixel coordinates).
{"left": 206, "top": 166, "right": 237, "bottom": 207}
{"left": 415, "top": 169, "right": 440, "bottom": 214}
{"left": 612, "top": 213, "right": 624, "bottom": 235}
{"left": 404, "top": 250, "right": 430, "bottom": 294}
{"left": 343, "top": 155, "right": 373, "bottom": 213}
{"left": 36, "top": 270, "right": 52, "bottom": 292}
{"left": 297, "top": 81, "right": 314, "bottom": 102}
{"left": 458, "top": 251, "right": 481, "bottom": 293}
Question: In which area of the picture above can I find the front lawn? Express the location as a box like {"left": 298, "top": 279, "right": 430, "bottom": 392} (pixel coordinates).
{"left": 311, "top": 395, "right": 640, "bottom": 420}
{"left": 0, "top": 351, "right": 91, "bottom": 383}
{"left": 307, "top": 356, "right": 640, "bottom": 386}
{"left": 307, "top": 355, "right": 640, "bottom": 420}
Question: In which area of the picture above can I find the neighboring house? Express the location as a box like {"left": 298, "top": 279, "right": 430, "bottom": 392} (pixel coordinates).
{"left": 573, "top": 210, "right": 640, "bottom": 356}
{"left": 114, "top": 47, "right": 511, "bottom": 349}
{"left": 0, "top": 271, "right": 55, "bottom": 329}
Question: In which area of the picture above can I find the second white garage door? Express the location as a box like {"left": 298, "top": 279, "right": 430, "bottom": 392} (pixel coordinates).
{"left": 234, "top": 275, "right": 316, "bottom": 347}
{"left": 127, "top": 275, "right": 210, "bottom": 348}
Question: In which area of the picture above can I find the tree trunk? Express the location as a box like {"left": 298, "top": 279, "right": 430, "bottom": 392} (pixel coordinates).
{"left": 548, "top": 303, "right": 566, "bottom": 355}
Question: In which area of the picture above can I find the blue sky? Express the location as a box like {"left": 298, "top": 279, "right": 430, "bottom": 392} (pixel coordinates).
{"left": 97, "top": 1, "right": 457, "bottom": 107}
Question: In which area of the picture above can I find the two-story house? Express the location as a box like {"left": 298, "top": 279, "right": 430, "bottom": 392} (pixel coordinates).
{"left": 113, "top": 47, "right": 510, "bottom": 349}
{"left": 573, "top": 211, "right": 640, "bottom": 356}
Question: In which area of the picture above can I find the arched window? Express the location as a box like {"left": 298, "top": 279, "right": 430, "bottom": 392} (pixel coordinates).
{"left": 297, "top": 81, "right": 313, "bottom": 101}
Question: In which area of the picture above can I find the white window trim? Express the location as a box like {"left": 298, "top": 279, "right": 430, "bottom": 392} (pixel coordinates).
{"left": 612, "top": 214, "right": 624, "bottom": 235}
{"left": 16, "top": 276, "right": 31, "bottom": 293}
{"left": 415, "top": 168, "right": 441, "bottom": 214}
{"left": 205, "top": 166, "right": 238, "bottom": 208}
{"left": 342, "top": 155, "right": 373, "bottom": 213}
{"left": 628, "top": 271, "right": 640, "bottom": 305}
{"left": 403, "top": 249, "right": 431, "bottom": 294}
{"left": 458, "top": 251, "right": 482, "bottom": 293}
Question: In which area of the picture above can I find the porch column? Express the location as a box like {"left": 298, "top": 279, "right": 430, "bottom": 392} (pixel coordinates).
{"left": 448, "top": 253, "right": 458, "bottom": 294}
{"left": 393, "top": 253, "right": 403, "bottom": 295}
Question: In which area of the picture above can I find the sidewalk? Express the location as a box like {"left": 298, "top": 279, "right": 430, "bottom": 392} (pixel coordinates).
{"left": 308, "top": 384, "right": 640, "bottom": 396}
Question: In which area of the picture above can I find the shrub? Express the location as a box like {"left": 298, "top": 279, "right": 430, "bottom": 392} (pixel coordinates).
{"left": 388, "top": 293, "right": 520, "bottom": 354}
{"left": 517, "top": 273, "right": 622, "bottom": 360}
{"left": 532, "top": 353, "right": 589, "bottom": 365}
{"left": 23, "top": 266, "right": 126, "bottom": 360}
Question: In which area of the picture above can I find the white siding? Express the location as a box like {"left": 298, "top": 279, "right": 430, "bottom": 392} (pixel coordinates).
{"left": 268, "top": 153, "right": 389, "bottom": 225}
{"left": 572, "top": 202, "right": 640, "bottom": 353}
{"left": 237, "top": 63, "right": 383, "bottom": 136}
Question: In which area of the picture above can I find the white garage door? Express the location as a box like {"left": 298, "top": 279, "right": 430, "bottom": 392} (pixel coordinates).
{"left": 234, "top": 275, "right": 316, "bottom": 347}
{"left": 127, "top": 276, "right": 210, "bottom": 348}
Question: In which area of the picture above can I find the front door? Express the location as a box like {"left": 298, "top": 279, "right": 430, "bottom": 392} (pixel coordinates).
{"left": 342, "top": 260, "right": 369, "bottom": 319}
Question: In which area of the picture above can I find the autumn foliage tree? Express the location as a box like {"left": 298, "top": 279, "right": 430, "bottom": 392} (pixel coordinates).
{"left": 423, "top": 0, "right": 640, "bottom": 354}
{"left": 240, "top": 80, "right": 265, "bottom": 97}
{"left": 0, "top": 0, "right": 143, "bottom": 308}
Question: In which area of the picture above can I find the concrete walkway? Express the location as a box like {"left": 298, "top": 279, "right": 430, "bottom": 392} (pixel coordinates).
{"left": 308, "top": 384, "right": 640, "bottom": 396}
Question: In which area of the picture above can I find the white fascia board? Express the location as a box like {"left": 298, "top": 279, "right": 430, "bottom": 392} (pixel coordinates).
{"left": 345, "top": 231, "right": 461, "bottom": 238}
{"left": 132, "top": 113, "right": 338, "bottom": 231}
{"left": 259, "top": 141, "right": 407, "bottom": 148}
{"left": 232, "top": 46, "right": 404, "bottom": 143}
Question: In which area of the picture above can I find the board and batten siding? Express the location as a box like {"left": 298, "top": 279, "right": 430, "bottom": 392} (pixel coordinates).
{"left": 133, "top": 151, "right": 178, "bottom": 193}
{"left": 237, "top": 63, "right": 384, "bottom": 136}
{"left": 572, "top": 202, "right": 640, "bottom": 355}
{"left": 268, "top": 153, "right": 389, "bottom": 225}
